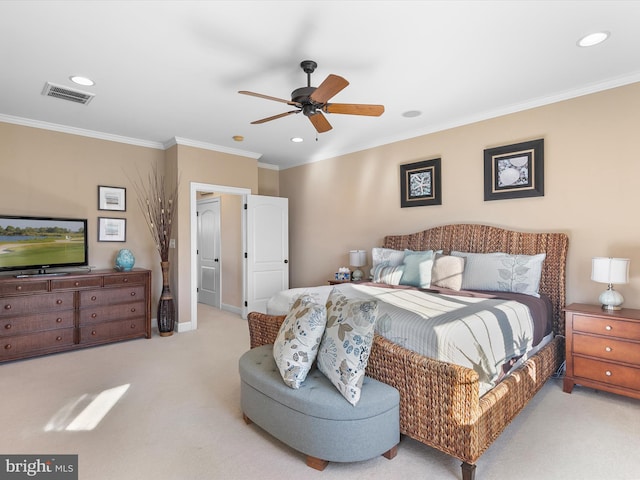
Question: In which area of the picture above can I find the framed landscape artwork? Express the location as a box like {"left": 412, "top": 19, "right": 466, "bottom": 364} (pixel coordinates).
{"left": 98, "top": 217, "right": 126, "bottom": 242}
{"left": 400, "top": 158, "right": 442, "bottom": 208}
{"left": 98, "top": 185, "right": 126, "bottom": 211}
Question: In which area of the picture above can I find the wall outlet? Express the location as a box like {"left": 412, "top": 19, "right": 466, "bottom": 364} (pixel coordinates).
{"left": 169, "top": 239, "right": 176, "bottom": 248}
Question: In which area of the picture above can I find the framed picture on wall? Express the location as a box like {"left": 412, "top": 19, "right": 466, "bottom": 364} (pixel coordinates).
{"left": 400, "top": 158, "right": 442, "bottom": 207}
{"left": 483, "top": 139, "right": 544, "bottom": 201}
{"left": 98, "top": 185, "right": 126, "bottom": 211}
{"left": 98, "top": 217, "right": 126, "bottom": 242}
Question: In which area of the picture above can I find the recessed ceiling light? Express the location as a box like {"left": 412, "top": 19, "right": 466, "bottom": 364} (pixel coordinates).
{"left": 577, "top": 31, "right": 610, "bottom": 47}
{"left": 70, "top": 75, "right": 95, "bottom": 86}
{"left": 402, "top": 110, "right": 422, "bottom": 118}
{"left": 290, "top": 137, "right": 303, "bottom": 143}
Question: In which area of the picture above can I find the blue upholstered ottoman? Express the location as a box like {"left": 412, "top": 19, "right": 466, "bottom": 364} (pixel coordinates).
{"left": 239, "top": 344, "right": 400, "bottom": 471}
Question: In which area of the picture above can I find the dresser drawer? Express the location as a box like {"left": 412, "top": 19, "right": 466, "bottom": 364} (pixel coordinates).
{"left": 572, "top": 314, "right": 640, "bottom": 341}
{"left": 0, "top": 292, "right": 75, "bottom": 317}
{"left": 0, "top": 280, "right": 49, "bottom": 296}
{"left": 1, "top": 310, "right": 75, "bottom": 336}
{"left": 574, "top": 356, "right": 640, "bottom": 391}
{"left": 79, "top": 301, "right": 146, "bottom": 325}
{"left": 51, "top": 276, "right": 103, "bottom": 290}
{"left": 103, "top": 273, "right": 148, "bottom": 287}
{"left": 80, "top": 317, "right": 147, "bottom": 344}
{"left": 79, "top": 286, "right": 145, "bottom": 307}
{"left": 0, "top": 328, "right": 75, "bottom": 359}
{"left": 573, "top": 333, "right": 640, "bottom": 365}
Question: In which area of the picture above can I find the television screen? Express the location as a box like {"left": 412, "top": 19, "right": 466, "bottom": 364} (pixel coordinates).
{"left": 0, "top": 215, "right": 88, "bottom": 273}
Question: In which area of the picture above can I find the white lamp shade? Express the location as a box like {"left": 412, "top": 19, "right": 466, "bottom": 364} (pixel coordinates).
{"left": 349, "top": 249, "right": 367, "bottom": 267}
{"left": 591, "top": 257, "right": 630, "bottom": 285}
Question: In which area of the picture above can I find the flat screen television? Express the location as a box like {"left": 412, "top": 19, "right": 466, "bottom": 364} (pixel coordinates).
{"left": 0, "top": 215, "right": 88, "bottom": 275}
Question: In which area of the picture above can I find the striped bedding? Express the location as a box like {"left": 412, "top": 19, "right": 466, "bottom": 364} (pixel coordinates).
{"left": 267, "top": 282, "right": 552, "bottom": 396}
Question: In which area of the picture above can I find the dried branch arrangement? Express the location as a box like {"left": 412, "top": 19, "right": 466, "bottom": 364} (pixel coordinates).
{"left": 132, "top": 164, "right": 179, "bottom": 262}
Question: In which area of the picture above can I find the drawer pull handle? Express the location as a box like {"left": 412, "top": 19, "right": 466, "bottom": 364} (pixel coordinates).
{"left": 56, "top": 336, "right": 62, "bottom": 341}
{"left": 130, "top": 323, "right": 136, "bottom": 329}
{"left": 16, "top": 285, "right": 22, "bottom": 291}
{"left": 605, "top": 370, "right": 612, "bottom": 376}
{"left": 91, "top": 296, "right": 97, "bottom": 301}
{"left": 130, "top": 292, "right": 136, "bottom": 297}
{"left": 123, "top": 278, "right": 129, "bottom": 283}
{"left": 605, "top": 325, "right": 612, "bottom": 331}
{"left": 4, "top": 304, "right": 11, "bottom": 310}
{"left": 56, "top": 318, "right": 62, "bottom": 323}
{"left": 4, "top": 324, "right": 11, "bottom": 330}
{"left": 605, "top": 346, "right": 612, "bottom": 352}
{"left": 130, "top": 308, "right": 136, "bottom": 313}
{"left": 74, "top": 281, "right": 80, "bottom": 287}
{"left": 91, "top": 330, "right": 97, "bottom": 336}
{"left": 91, "top": 313, "right": 97, "bottom": 319}
{"left": 4, "top": 344, "right": 11, "bottom": 350}
{"left": 56, "top": 299, "right": 63, "bottom": 305}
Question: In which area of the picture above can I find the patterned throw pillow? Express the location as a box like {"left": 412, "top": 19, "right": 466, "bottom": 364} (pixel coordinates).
{"left": 317, "top": 288, "right": 378, "bottom": 406}
{"left": 370, "top": 247, "right": 405, "bottom": 278}
{"left": 399, "top": 249, "right": 435, "bottom": 288}
{"left": 273, "top": 294, "right": 328, "bottom": 389}
{"left": 431, "top": 253, "right": 465, "bottom": 290}
{"left": 450, "top": 251, "right": 546, "bottom": 297}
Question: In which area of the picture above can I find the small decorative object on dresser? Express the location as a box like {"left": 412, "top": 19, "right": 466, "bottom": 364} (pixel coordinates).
{"left": 563, "top": 303, "right": 640, "bottom": 400}
{"left": 115, "top": 249, "right": 135, "bottom": 271}
{"left": 591, "top": 257, "right": 630, "bottom": 310}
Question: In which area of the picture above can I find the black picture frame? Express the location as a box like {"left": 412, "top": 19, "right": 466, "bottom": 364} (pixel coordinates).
{"left": 98, "top": 185, "right": 126, "bottom": 211}
{"left": 400, "top": 158, "right": 442, "bottom": 207}
{"left": 483, "top": 139, "right": 544, "bottom": 201}
{"left": 98, "top": 217, "right": 126, "bottom": 242}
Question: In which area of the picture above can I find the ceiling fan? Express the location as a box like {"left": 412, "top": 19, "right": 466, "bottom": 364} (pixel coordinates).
{"left": 238, "top": 60, "right": 384, "bottom": 133}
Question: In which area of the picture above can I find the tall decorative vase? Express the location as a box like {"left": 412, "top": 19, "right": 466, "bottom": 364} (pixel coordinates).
{"left": 158, "top": 260, "right": 175, "bottom": 337}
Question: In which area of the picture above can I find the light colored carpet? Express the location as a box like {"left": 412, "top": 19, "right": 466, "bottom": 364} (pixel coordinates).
{"left": 2, "top": 304, "right": 639, "bottom": 480}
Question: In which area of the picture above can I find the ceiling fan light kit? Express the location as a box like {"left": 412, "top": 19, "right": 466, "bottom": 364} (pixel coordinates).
{"left": 239, "top": 60, "right": 384, "bottom": 133}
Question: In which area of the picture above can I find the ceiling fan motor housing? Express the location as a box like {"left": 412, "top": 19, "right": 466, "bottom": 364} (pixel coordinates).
{"left": 291, "top": 86, "right": 319, "bottom": 116}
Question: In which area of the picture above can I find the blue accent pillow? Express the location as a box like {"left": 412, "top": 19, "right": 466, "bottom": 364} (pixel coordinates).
{"left": 399, "top": 249, "right": 435, "bottom": 288}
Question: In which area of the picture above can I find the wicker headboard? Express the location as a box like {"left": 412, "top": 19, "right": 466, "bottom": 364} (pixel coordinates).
{"left": 383, "top": 223, "right": 569, "bottom": 336}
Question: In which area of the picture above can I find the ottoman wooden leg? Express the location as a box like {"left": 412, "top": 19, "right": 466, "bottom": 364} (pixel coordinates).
{"left": 242, "top": 413, "right": 253, "bottom": 425}
{"left": 306, "top": 456, "right": 329, "bottom": 471}
{"left": 382, "top": 444, "right": 398, "bottom": 460}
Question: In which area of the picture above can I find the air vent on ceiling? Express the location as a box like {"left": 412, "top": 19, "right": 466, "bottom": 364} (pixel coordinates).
{"left": 42, "top": 82, "right": 95, "bottom": 105}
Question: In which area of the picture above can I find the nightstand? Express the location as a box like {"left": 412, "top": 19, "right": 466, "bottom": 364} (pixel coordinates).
{"left": 563, "top": 303, "right": 640, "bottom": 400}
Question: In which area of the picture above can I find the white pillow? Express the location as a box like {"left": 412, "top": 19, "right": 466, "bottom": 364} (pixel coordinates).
{"left": 370, "top": 247, "right": 405, "bottom": 277}
{"left": 431, "top": 254, "right": 465, "bottom": 290}
{"left": 450, "top": 251, "right": 546, "bottom": 297}
{"left": 317, "top": 288, "right": 378, "bottom": 406}
{"left": 372, "top": 263, "right": 404, "bottom": 285}
{"left": 273, "top": 294, "right": 328, "bottom": 389}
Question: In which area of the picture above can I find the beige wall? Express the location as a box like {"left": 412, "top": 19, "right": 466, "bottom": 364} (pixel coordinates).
{"left": 0, "top": 122, "right": 165, "bottom": 299}
{"left": 279, "top": 82, "right": 640, "bottom": 309}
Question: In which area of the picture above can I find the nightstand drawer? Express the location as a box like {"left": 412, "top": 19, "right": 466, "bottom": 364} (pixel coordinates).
{"left": 572, "top": 314, "right": 640, "bottom": 341}
{"left": 574, "top": 356, "right": 640, "bottom": 391}
{"left": 573, "top": 333, "right": 640, "bottom": 365}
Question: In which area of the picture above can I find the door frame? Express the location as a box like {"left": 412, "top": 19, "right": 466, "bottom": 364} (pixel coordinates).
{"left": 190, "top": 182, "right": 251, "bottom": 331}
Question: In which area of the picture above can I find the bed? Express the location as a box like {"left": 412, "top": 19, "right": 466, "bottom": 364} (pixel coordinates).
{"left": 246, "top": 223, "right": 569, "bottom": 480}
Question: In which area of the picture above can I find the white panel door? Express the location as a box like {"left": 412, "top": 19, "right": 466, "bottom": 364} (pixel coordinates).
{"left": 245, "top": 195, "right": 289, "bottom": 314}
{"left": 197, "top": 198, "right": 221, "bottom": 308}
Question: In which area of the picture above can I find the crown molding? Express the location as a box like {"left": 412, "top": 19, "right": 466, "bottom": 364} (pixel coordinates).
{"left": 166, "top": 137, "right": 262, "bottom": 159}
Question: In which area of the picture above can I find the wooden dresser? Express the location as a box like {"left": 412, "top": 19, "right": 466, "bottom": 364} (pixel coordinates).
{"left": 563, "top": 303, "right": 640, "bottom": 400}
{"left": 0, "top": 269, "right": 151, "bottom": 363}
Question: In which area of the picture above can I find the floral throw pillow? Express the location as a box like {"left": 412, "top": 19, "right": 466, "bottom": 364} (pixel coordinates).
{"left": 317, "top": 288, "right": 378, "bottom": 406}
{"left": 273, "top": 294, "right": 328, "bottom": 389}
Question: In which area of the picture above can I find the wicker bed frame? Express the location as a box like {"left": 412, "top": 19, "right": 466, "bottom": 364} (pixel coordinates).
{"left": 247, "top": 224, "right": 569, "bottom": 480}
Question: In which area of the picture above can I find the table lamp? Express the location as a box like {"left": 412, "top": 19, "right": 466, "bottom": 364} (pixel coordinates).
{"left": 349, "top": 250, "right": 367, "bottom": 281}
{"left": 591, "top": 257, "right": 630, "bottom": 310}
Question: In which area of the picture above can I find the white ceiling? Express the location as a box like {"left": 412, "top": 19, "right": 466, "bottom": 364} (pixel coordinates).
{"left": 1, "top": 1, "right": 639, "bottom": 170}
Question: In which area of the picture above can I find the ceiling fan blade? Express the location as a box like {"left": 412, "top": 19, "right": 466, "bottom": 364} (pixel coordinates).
{"left": 308, "top": 111, "right": 332, "bottom": 133}
{"left": 323, "top": 103, "right": 385, "bottom": 116}
{"left": 309, "top": 74, "right": 349, "bottom": 104}
{"left": 250, "top": 110, "right": 299, "bottom": 125}
{"left": 239, "top": 90, "right": 301, "bottom": 107}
